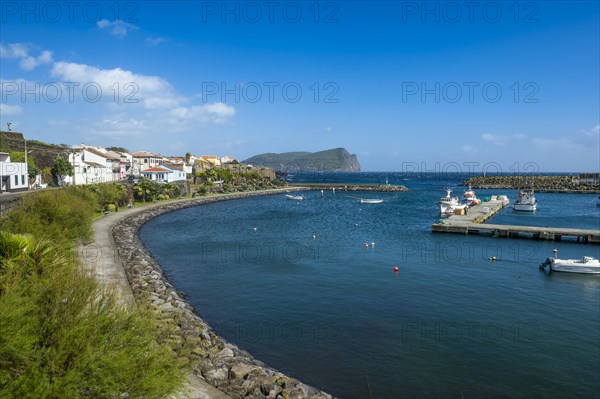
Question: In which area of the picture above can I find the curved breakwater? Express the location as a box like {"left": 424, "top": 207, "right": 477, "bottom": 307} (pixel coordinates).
{"left": 111, "top": 190, "right": 334, "bottom": 399}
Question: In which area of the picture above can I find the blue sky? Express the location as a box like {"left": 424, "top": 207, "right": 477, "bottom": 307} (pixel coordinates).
{"left": 1, "top": 1, "right": 598, "bottom": 172}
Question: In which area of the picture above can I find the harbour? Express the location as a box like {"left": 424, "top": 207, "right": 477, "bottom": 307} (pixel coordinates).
{"left": 141, "top": 179, "right": 600, "bottom": 399}
{"left": 432, "top": 196, "right": 600, "bottom": 244}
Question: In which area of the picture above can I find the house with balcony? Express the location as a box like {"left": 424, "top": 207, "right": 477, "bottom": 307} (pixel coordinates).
{"left": 0, "top": 152, "right": 28, "bottom": 192}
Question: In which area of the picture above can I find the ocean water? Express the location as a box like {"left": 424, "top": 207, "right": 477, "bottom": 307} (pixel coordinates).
{"left": 140, "top": 173, "right": 600, "bottom": 399}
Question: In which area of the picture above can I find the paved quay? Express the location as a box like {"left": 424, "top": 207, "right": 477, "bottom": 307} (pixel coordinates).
{"left": 81, "top": 189, "right": 307, "bottom": 399}
{"left": 82, "top": 196, "right": 238, "bottom": 399}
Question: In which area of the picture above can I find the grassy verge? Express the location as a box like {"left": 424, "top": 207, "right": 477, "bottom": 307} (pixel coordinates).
{"left": 0, "top": 186, "right": 187, "bottom": 399}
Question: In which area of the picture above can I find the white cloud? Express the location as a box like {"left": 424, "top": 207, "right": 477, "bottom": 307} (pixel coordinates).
{"left": 532, "top": 126, "right": 599, "bottom": 151}
{"left": 0, "top": 103, "right": 23, "bottom": 115}
{"left": 146, "top": 36, "right": 168, "bottom": 46}
{"left": 20, "top": 50, "right": 54, "bottom": 71}
{"left": 462, "top": 145, "right": 476, "bottom": 153}
{"left": 0, "top": 43, "right": 29, "bottom": 58}
{"left": 581, "top": 124, "right": 600, "bottom": 138}
{"left": 97, "top": 19, "right": 139, "bottom": 38}
{"left": 50, "top": 61, "right": 176, "bottom": 108}
{"left": 482, "top": 133, "right": 527, "bottom": 145}
{"left": 325, "top": 126, "right": 333, "bottom": 133}
{"left": 169, "top": 102, "right": 236, "bottom": 125}
{"left": 0, "top": 43, "right": 53, "bottom": 70}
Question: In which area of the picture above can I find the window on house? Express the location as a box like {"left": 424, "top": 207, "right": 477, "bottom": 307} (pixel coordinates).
{"left": 14, "top": 175, "right": 18, "bottom": 185}
{"left": 22, "top": 175, "right": 25, "bottom": 185}
{"left": 144, "top": 159, "right": 148, "bottom": 163}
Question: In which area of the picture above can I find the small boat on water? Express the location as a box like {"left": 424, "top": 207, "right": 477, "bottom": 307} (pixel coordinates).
{"left": 285, "top": 194, "right": 305, "bottom": 200}
{"left": 513, "top": 189, "right": 537, "bottom": 212}
{"left": 461, "top": 186, "right": 480, "bottom": 206}
{"left": 539, "top": 249, "right": 600, "bottom": 274}
{"left": 360, "top": 198, "right": 383, "bottom": 204}
{"left": 438, "top": 188, "right": 459, "bottom": 216}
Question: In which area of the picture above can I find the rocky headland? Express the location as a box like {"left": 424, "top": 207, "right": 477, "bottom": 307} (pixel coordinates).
{"left": 242, "top": 148, "right": 361, "bottom": 172}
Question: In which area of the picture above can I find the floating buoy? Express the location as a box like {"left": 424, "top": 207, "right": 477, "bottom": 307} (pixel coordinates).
{"left": 394, "top": 266, "right": 399, "bottom": 272}
{"left": 253, "top": 227, "right": 257, "bottom": 232}
{"left": 364, "top": 243, "right": 369, "bottom": 249}
{"left": 312, "top": 234, "right": 317, "bottom": 240}
{"left": 371, "top": 242, "right": 375, "bottom": 248}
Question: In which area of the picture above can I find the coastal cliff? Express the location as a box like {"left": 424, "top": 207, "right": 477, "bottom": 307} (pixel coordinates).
{"left": 242, "top": 148, "right": 361, "bottom": 172}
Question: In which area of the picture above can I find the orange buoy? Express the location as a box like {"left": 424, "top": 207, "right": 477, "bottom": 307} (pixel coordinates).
{"left": 393, "top": 266, "right": 399, "bottom": 272}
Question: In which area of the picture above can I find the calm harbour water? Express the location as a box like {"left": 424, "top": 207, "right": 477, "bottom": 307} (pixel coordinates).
{"left": 140, "top": 173, "right": 600, "bottom": 399}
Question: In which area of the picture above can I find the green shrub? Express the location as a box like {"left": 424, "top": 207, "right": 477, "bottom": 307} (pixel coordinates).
{"left": 0, "top": 184, "right": 188, "bottom": 398}
{"left": 0, "top": 232, "right": 185, "bottom": 398}
{"left": 0, "top": 186, "right": 97, "bottom": 244}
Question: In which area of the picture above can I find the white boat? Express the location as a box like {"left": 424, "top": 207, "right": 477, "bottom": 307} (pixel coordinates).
{"left": 285, "top": 194, "right": 305, "bottom": 200}
{"left": 513, "top": 189, "right": 537, "bottom": 212}
{"left": 461, "top": 186, "right": 480, "bottom": 206}
{"left": 539, "top": 249, "right": 600, "bottom": 274}
{"left": 360, "top": 198, "right": 383, "bottom": 204}
{"left": 438, "top": 188, "right": 459, "bottom": 215}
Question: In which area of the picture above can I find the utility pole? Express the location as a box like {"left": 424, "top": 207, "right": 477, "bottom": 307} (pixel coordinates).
{"left": 24, "top": 138, "right": 29, "bottom": 190}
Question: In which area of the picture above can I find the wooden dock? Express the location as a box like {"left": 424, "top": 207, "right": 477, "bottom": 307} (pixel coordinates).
{"left": 432, "top": 197, "right": 600, "bottom": 244}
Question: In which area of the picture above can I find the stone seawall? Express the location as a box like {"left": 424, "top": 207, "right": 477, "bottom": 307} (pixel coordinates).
{"left": 289, "top": 183, "right": 408, "bottom": 192}
{"left": 462, "top": 175, "right": 600, "bottom": 193}
{"left": 112, "top": 190, "right": 334, "bottom": 399}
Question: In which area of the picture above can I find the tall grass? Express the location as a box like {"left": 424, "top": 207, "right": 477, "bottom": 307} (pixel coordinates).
{"left": 0, "top": 188, "right": 187, "bottom": 398}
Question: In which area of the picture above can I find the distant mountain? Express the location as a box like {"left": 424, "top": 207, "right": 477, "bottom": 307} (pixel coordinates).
{"left": 242, "top": 148, "right": 361, "bottom": 172}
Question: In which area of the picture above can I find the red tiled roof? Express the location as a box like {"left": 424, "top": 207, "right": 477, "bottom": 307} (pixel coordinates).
{"left": 142, "top": 166, "right": 172, "bottom": 173}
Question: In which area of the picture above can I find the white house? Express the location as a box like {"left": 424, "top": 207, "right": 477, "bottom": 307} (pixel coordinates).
{"left": 131, "top": 151, "right": 167, "bottom": 173}
{"left": 141, "top": 163, "right": 186, "bottom": 183}
{"left": 220, "top": 155, "right": 236, "bottom": 164}
{"left": 66, "top": 146, "right": 114, "bottom": 185}
{"left": 0, "top": 152, "right": 28, "bottom": 192}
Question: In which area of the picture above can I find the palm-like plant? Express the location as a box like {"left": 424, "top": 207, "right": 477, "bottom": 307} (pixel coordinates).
{"left": 0, "top": 231, "right": 34, "bottom": 272}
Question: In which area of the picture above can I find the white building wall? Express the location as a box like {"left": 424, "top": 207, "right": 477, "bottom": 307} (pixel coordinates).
{"left": 0, "top": 161, "right": 28, "bottom": 192}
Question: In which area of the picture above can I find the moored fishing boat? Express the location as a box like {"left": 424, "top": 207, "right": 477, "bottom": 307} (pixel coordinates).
{"left": 438, "top": 188, "right": 459, "bottom": 215}
{"left": 285, "top": 194, "right": 305, "bottom": 200}
{"left": 461, "top": 186, "right": 480, "bottom": 206}
{"left": 513, "top": 189, "right": 537, "bottom": 212}
{"left": 539, "top": 249, "right": 600, "bottom": 274}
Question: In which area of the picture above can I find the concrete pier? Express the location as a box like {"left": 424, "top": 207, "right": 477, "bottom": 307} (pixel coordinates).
{"left": 432, "top": 197, "right": 600, "bottom": 244}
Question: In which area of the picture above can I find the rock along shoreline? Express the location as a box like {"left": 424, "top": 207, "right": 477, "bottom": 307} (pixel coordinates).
{"left": 111, "top": 189, "right": 335, "bottom": 399}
